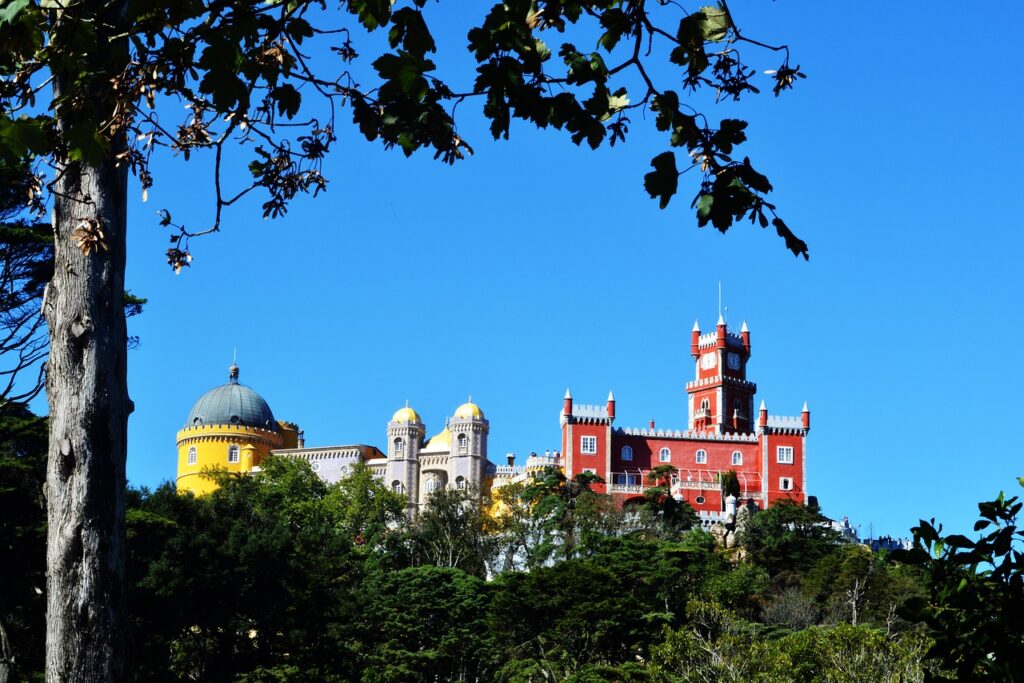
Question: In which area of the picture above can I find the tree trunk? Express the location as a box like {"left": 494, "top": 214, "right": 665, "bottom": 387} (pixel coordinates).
{"left": 43, "top": 139, "right": 130, "bottom": 681}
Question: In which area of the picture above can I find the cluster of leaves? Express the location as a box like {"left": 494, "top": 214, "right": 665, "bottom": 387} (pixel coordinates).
{"left": 0, "top": 0, "right": 809, "bottom": 269}
{"left": 896, "top": 480, "right": 1024, "bottom": 680}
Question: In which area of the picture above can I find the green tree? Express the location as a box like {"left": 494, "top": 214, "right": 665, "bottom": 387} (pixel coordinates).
{"left": 357, "top": 565, "right": 493, "bottom": 683}
{"left": 412, "top": 486, "right": 494, "bottom": 577}
{"left": 636, "top": 465, "right": 698, "bottom": 537}
{"left": 127, "top": 458, "right": 362, "bottom": 681}
{"left": 0, "top": 2, "right": 805, "bottom": 675}
{"left": 0, "top": 405, "right": 47, "bottom": 682}
{"left": 738, "top": 500, "right": 842, "bottom": 577}
{"left": 897, "top": 479, "right": 1024, "bottom": 680}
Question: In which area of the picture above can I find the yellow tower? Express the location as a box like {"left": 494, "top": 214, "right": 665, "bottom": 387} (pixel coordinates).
{"left": 176, "top": 363, "right": 292, "bottom": 495}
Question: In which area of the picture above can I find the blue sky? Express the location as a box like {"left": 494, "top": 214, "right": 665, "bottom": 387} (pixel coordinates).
{"left": 46, "top": 1, "right": 1022, "bottom": 539}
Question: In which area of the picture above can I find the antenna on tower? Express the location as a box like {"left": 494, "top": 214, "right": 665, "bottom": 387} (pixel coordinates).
{"left": 232, "top": 348, "right": 237, "bottom": 365}
{"left": 718, "top": 281, "right": 722, "bottom": 319}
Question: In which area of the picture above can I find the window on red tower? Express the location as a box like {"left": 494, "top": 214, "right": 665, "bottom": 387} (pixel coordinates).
{"left": 732, "top": 451, "right": 743, "bottom": 466}
{"left": 780, "top": 477, "right": 793, "bottom": 491}
{"left": 621, "top": 446, "right": 633, "bottom": 461}
{"left": 777, "top": 446, "right": 794, "bottom": 464}
{"left": 581, "top": 436, "right": 597, "bottom": 454}
{"left": 659, "top": 447, "right": 671, "bottom": 462}
{"left": 695, "top": 449, "right": 707, "bottom": 464}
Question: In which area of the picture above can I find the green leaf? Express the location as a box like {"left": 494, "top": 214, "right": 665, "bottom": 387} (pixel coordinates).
{"left": 0, "top": 0, "right": 31, "bottom": 25}
{"left": 644, "top": 152, "right": 678, "bottom": 209}
{"left": 698, "top": 4, "right": 731, "bottom": 42}
{"left": 696, "top": 193, "right": 713, "bottom": 221}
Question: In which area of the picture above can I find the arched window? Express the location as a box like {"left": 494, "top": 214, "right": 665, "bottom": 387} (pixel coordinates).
{"left": 394, "top": 438, "right": 405, "bottom": 455}
{"left": 455, "top": 476, "right": 466, "bottom": 490}
{"left": 731, "top": 451, "right": 743, "bottom": 466}
{"left": 227, "top": 444, "right": 240, "bottom": 463}
{"left": 621, "top": 446, "right": 633, "bottom": 461}
{"left": 695, "top": 449, "right": 707, "bottom": 464}
{"left": 391, "top": 480, "right": 403, "bottom": 493}
{"left": 187, "top": 447, "right": 197, "bottom": 465}
{"left": 659, "top": 447, "right": 671, "bottom": 463}
{"left": 700, "top": 398, "right": 710, "bottom": 415}
{"left": 458, "top": 433, "right": 468, "bottom": 454}
{"left": 426, "top": 477, "right": 438, "bottom": 493}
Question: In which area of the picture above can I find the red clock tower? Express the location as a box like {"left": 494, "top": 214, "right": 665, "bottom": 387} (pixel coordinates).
{"left": 688, "top": 316, "right": 756, "bottom": 434}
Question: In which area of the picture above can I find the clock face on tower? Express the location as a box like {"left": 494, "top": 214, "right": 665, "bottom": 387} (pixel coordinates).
{"left": 727, "top": 352, "right": 741, "bottom": 370}
{"left": 700, "top": 352, "right": 717, "bottom": 370}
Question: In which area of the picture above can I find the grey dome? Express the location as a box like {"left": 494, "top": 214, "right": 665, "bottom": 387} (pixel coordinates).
{"left": 185, "top": 364, "right": 277, "bottom": 431}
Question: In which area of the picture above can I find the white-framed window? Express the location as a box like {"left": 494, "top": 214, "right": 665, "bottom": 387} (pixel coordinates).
{"left": 426, "top": 477, "right": 438, "bottom": 493}
{"left": 613, "top": 473, "right": 641, "bottom": 487}
{"left": 458, "top": 433, "right": 468, "bottom": 454}
{"left": 455, "top": 476, "right": 466, "bottom": 490}
{"left": 187, "top": 447, "right": 197, "bottom": 465}
{"left": 777, "top": 446, "right": 794, "bottom": 464}
{"left": 582, "top": 467, "right": 598, "bottom": 475}
{"left": 700, "top": 398, "right": 710, "bottom": 412}
{"left": 621, "top": 446, "right": 633, "bottom": 461}
{"left": 394, "top": 438, "right": 404, "bottom": 455}
{"left": 227, "top": 444, "right": 240, "bottom": 463}
{"left": 695, "top": 449, "right": 707, "bottom": 464}
{"left": 581, "top": 435, "right": 598, "bottom": 454}
{"left": 731, "top": 451, "right": 743, "bottom": 466}
{"left": 659, "top": 447, "right": 671, "bottom": 463}
{"left": 391, "top": 480, "right": 403, "bottom": 493}
{"left": 780, "top": 477, "right": 793, "bottom": 491}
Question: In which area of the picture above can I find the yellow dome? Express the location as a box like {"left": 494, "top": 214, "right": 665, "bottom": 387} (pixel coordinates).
{"left": 391, "top": 405, "right": 421, "bottom": 423}
{"left": 423, "top": 427, "right": 450, "bottom": 452}
{"left": 454, "top": 401, "right": 484, "bottom": 419}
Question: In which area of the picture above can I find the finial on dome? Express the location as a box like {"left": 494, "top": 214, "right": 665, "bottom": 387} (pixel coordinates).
{"left": 228, "top": 362, "right": 239, "bottom": 384}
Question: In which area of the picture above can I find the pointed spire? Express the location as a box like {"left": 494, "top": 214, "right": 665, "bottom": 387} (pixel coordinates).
{"left": 717, "top": 312, "right": 725, "bottom": 326}
{"left": 692, "top": 319, "right": 700, "bottom": 332}
{"left": 740, "top": 320, "right": 749, "bottom": 333}
{"left": 607, "top": 389, "right": 615, "bottom": 401}
{"left": 564, "top": 388, "right": 572, "bottom": 399}
{"left": 760, "top": 399, "right": 766, "bottom": 411}
{"left": 802, "top": 401, "right": 809, "bottom": 412}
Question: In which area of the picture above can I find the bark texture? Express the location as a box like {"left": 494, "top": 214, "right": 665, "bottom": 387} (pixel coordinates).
{"left": 44, "top": 155, "right": 129, "bottom": 682}
{"left": 44, "top": 119, "right": 130, "bottom": 683}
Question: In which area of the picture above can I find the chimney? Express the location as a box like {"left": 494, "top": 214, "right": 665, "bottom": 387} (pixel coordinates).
{"left": 297, "top": 430, "right": 305, "bottom": 448}
{"left": 649, "top": 418, "right": 655, "bottom": 430}
{"left": 506, "top": 452, "right": 515, "bottom": 467}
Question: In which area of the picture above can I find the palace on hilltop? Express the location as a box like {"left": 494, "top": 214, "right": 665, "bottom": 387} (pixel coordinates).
{"left": 560, "top": 315, "right": 809, "bottom": 516}
{"left": 176, "top": 315, "right": 810, "bottom": 520}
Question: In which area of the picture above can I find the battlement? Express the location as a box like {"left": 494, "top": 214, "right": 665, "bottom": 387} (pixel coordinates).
{"left": 616, "top": 427, "right": 758, "bottom": 443}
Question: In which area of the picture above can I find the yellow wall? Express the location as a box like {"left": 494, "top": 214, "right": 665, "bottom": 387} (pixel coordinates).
{"left": 176, "top": 424, "right": 285, "bottom": 495}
